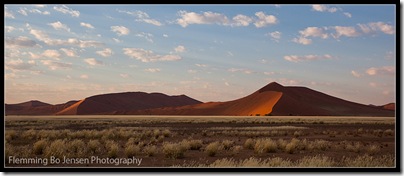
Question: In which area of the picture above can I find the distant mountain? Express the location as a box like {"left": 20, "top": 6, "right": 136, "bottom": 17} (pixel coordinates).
{"left": 116, "top": 82, "right": 395, "bottom": 117}
{"left": 5, "top": 100, "right": 78, "bottom": 115}
{"left": 55, "top": 92, "right": 202, "bottom": 115}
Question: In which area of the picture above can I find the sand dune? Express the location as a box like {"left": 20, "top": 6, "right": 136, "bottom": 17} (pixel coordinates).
{"left": 5, "top": 100, "right": 78, "bottom": 115}
{"left": 55, "top": 92, "right": 202, "bottom": 115}
{"left": 6, "top": 82, "right": 395, "bottom": 117}
{"left": 118, "top": 82, "right": 395, "bottom": 117}
{"left": 381, "top": 103, "right": 395, "bottom": 111}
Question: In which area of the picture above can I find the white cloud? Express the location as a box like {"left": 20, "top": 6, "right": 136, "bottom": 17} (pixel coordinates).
{"left": 177, "top": 10, "right": 229, "bottom": 27}
{"left": 264, "top": 71, "right": 275, "bottom": 75}
{"left": 174, "top": 45, "right": 186, "bottom": 53}
{"left": 312, "top": 4, "right": 338, "bottom": 13}
{"left": 359, "top": 22, "right": 395, "bottom": 35}
{"left": 48, "top": 21, "right": 71, "bottom": 32}
{"left": 112, "top": 38, "right": 121, "bottom": 43}
{"left": 266, "top": 31, "right": 281, "bottom": 42}
{"left": 84, "top": 58, "right": 103, "bottom": 66}
{"left": 60, "top": 48, "right": 77, "bottom": 57}
{"left": 227, "top": 51, "right": 234, "bottom": 57}
{"left": 120, "top": 73, "right": 129, "bottom": 78}
{"left": 80, "top": 74, "right": 88, "bottom": 79}
{"left": 29, "top": 28, "right": 104, "bottom": 48}
{"left": 384, "top": 51, "right": 394, "bottom": 60}
{"left": 41, "top": 60, "right": 72, "bottom": 70}
{"left": 28, "top": 52, "right": 41, "bottom": 59}
{"left": 292, "top": 37, "right": 312, "bottom": 45}
{"left": 96, "top": 48, "right": 113, "bottom": 57}
{"left": 6, "top": 36, "right": 38, "bottom": 48}
{"left": 343, "top": 12, "right": 352, "bottom": 18}
{"left": 163, "top": 34, "right": 168, "bottom": 38}
{"left": 5, "top": 7, "right": 15, "bottom": 19}
{"left": 141, "top": 19, "right": 162, "bottom": 26}
{"left": 188, "top": 69, "right": 197, "bottom": 73}
{"left": 34, "top": 5, "right": 46, "bottom": 8}
{"left": 53, "top": 5, "right": 80, "bottom": 17}
{"left": 299, "top": 27, "right": 328, "bottom": 39}
{"left": 42, "top": 50, "right": 61, "bottom": 59}
{"left": 80, "top": 22, "right": 94, "bottom": 29}
{"left": 118, "top": 10, "right": 163, "bottom": 26}
{"left": 357, "top": 23, "right": 371, "bottom": 34}
{"left": 135, "top": 32, "right": 153, "bottom": 43}
{"left": 18, "top": 8, "right": 28, "bottom": 16}
{"left": 195, "top": 64, "right": 208, "bottom": 67}
{"left": 284, "top": 54, "right": 333, "bottom": 62}
{"left": 30, "top": 8, "right": 50, "bottom": 15}
{"left": 144, "top": 68, "right": 161, "bottom": 73}
{"left": 111, "top": 26, "right": 130, "bottom": 36}
{"left": 254, "top": 11, "right": 277, "bottom": 28}
{"left": 351, "top": 70, "right": 361, "bottom": 78}
{"left": 225, "top": 82, "right": 230, "bottom": 86}
{"left": 123, "top": 48, "right": 181, "bottom": 62}
{"left": 293, "top": 27, "right": 328, "bottom": 45}
{"left": 232, "top": 14, "right": 253, "bottom": 27}
{"left": 260, "top": 59, "right": 268, "bottom": 64}
{"left": 177, "top": 10, "right": 277, "bottom": 28}
{"left": 382, "top": 90, "right": 391, "bottom": 95}
{"left": 333, "top": 26, "right": 360, "bottom": 38}
{"left": 5, "top": 59, "right": 36, "bottom": 71}
{"left": 5, "top": 26, "right": 15, "bottom": 33}
{"left": 366, "top": 66, "right": 395, "bottom": 76}
{"left": 18, "top": 7, "right": 49, "bottom": 16}
{"left": 369, "top": 82, "right": 377, "bottom": 87}
{"left": 228, "top": 68, "right": 252, "bottom": 74}
{"left": 28, "top": 49, "right": 72, "bottom": 59}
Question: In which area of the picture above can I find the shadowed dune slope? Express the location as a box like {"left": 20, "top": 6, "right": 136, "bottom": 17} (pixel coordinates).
{"left": 269, "top": 83, "right": 395, "bottom": 116}
{"left": 55, "top": 92, "right": 202, "bottom": 115}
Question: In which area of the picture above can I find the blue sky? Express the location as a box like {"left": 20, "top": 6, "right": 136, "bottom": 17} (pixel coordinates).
{"left": 5, "top": 4, "right": 396, "bottom": 105}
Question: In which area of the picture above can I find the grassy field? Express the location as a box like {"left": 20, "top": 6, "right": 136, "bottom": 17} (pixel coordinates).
{"left": 5, "top": 115, "right": 396, "bottom": 167}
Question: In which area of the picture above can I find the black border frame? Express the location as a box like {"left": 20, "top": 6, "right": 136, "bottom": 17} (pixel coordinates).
{"left": 2, "top": 2, "right": 401, "bottom": 173}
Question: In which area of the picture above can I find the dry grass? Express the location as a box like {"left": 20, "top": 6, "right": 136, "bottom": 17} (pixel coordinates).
{"left": 67, "top": 139, "right": 87, "bottom": 157}
{"left": 188, "top": 140, "right": 203, "bottom": 150}
{"left": 162, "top": 142, "right": 186, "bottom": 159}
{"left": 125, "top": 144, "right": 141, "bottom": 157}
{"left": 44, "top": 139, "right": 67, "bottom": 159}
{"left": 33, "top": 139, "right": 48, "bottom": 155}
{"left": 297, "top": 155, "right": 335, "bottom": 167}
{"left": 243, "top": 138, "right": 255, "bottom": 150}
{"left": 342, "top": 155, "right": 395, "bottom": 167}
{"left": 143, "top": 145, "right": 157, "bottom": 157}
{"left": 222, "top": 140, "right": 235, "bottom": 150}
{"left": 254, "top": 138, "right": 277, "bottom": 154}
{"left": 285, "top": 138, "right": 299, "bottom": 154}
{"left": 346, "top": 142, "right": 362, "bottom": 153}
{"left": 105, "top": 140, "right": 119, "bottom": 158}
{"left": 205, "top": 141, "right": 221, "bottom": 157}
{"left": 366, "top": 145, "right": 380, "bottom": 155}
{"left": 88, "top": 139, "right": 102, "bottom": 155}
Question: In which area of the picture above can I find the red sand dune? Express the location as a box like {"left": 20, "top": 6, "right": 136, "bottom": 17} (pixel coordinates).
{"left": 6, "top": 82, "right": 395, "bottom": 117}
{"left": 55, "top": 92, "right": 202, "bottom": 115}
{"left": 117, "top": 82, "right": 395, "bottom": 117}
{"left": 381, "top": 103, "right": 395, "bottom": 111}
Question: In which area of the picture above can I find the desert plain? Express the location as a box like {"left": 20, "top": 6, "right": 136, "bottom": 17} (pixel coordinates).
{"left": 5, "top": 115, "right": 395, "bottom": 167}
